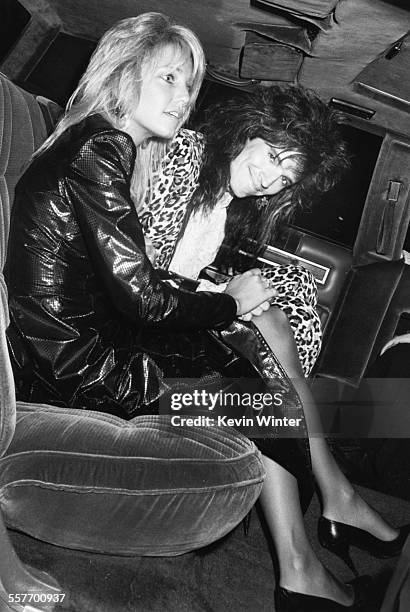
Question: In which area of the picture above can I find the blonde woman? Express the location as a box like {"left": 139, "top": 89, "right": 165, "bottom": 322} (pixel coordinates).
{"left": 6, "top": 12, "right": 274, "bottom": 418}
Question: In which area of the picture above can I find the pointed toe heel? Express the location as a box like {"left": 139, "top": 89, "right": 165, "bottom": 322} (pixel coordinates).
{"left": 318, "top": 517, "right": 359, "bottom": 576}
{"left": 274, "top": 576, "right": 373, "bottom": 612}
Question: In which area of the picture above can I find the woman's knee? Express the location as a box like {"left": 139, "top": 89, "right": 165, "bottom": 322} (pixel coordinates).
{"left": 254, "top": 306, "right": 293, "bottom": 339}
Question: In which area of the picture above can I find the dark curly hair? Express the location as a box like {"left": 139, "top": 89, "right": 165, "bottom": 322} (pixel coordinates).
{"left": 188, "top": 84, "right": 350, "bottom": 259}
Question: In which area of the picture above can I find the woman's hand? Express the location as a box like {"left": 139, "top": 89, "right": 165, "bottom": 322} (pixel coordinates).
{"left": 239, "top": 304, "right": 270, "bottom": 322}
{"left": 240, "top": 275, "right": 275, "bottom": 320}
{"left": 224, "top": 269, "right": 276, "bottom": 316}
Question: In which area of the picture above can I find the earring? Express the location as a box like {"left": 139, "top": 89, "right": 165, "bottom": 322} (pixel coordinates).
{"left": 113, "top": 105, "right": 124, "bottom": 119}
{"left": 256, "top": 196, "right": 269, "bottom": 210}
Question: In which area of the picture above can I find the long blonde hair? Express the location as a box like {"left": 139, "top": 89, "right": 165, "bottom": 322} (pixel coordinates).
{"left": 35, "top": 12, "right": 206, "bottom": 206}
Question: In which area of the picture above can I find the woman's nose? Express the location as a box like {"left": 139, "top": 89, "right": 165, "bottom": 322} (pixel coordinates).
{"left": 175, "top": 82, "right": 190, "bottom": 105}
{"left": 260, "top": 166, "right": 280, "bottom": 191}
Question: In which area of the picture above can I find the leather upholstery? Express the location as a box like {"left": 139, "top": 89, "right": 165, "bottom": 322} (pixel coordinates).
{"left": 315, "top": 259, "right": 407, "bottom": 384}
{"left": 293, "top": 233, "right": 351, "bottom": 329}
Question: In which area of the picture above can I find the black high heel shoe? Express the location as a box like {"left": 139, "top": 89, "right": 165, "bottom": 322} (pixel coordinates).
{"left": 274, "top": 576, "right": 372, "bottom": 612}
{"left": 318, "top": 517, "right": 410, "bottom": 576}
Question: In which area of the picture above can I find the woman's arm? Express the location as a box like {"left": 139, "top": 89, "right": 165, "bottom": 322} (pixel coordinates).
{"left": 64, "top": 130, "right": 237, "bottom": 331}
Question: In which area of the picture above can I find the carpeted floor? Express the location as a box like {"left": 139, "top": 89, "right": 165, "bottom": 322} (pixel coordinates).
{"left": 9, "top": 485, "right": 410, "bottom": 611}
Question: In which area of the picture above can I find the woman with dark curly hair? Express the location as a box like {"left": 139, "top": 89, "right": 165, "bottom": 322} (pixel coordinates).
{"left": 140, "top": 85, "right": 408, "bottom": 610}
{"left": 142, "top": 86, "right": 351, "bottom": 376}
{"left": 189, "top": 86, "right": 347, "bottom": 241}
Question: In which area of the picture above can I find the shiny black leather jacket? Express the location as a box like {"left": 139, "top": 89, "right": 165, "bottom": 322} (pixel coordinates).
{"left": 5, "top": 115, "right": 238, "bottom": 418}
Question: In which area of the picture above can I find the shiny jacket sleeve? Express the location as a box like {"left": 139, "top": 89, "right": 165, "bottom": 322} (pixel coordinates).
{"left": 63, "top": 129, "right": 237, "bottom": 331}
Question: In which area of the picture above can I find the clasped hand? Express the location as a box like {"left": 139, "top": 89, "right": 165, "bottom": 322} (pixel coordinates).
{"left": 224, "top": 269, "right": 276, "bottom": 317}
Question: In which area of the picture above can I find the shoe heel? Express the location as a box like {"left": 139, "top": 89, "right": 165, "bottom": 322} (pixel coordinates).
{"left": 333, "top": 545, "right": 359, "bottom": 578}
{"left": 321, "top": 538, "right": 359, "bottom": 577}
{"left": 318, "top": 517, "right": 359, "bottom": 577}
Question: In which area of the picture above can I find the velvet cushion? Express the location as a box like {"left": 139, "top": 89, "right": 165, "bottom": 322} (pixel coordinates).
{"left": 1, "top": 405, "right": 265, "bottom": 556}
{"left": 0, "top": 73, "right": 58, "bottom": 263}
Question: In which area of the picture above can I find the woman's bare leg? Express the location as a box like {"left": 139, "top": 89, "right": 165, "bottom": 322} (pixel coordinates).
{"left": 253, "top": 307, "right": 398, "bottom": 540}
{"left": 260, "top": 455, "right": 353, "bottom": 604}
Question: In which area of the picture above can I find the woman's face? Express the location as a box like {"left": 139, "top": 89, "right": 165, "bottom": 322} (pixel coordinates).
{"left": 229, "top": 138, "right": 301, "bottom": 199}
{"left": 125, "top": 44, "right": 193, "bottom": 145}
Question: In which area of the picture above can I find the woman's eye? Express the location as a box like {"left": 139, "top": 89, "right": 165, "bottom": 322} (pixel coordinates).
{"left": 268, "top": 149, "right": 278, "bottom": 163}
{"left": 162, "top": 73, "right": 175, "bottom": 84}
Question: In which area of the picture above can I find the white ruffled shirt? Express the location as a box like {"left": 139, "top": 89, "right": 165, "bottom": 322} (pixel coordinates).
{"left": 169, "top": 192, "right": 232, "bottom": 287}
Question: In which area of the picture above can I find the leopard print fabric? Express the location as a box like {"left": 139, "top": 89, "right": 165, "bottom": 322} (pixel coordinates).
{"left": 140, "top": 129, "right": 322, "bottom": 376}
{"left": 139, "top": 130, "right": 205, "bottom": 269}
{"left": 261, "top": 264, "right": 322, "bottom": 376}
